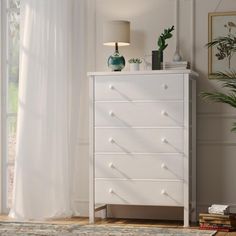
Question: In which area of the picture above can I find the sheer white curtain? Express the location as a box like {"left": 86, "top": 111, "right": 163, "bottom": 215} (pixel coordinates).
{"left": 9, "top": 0, "right": 84, "bottom": 220}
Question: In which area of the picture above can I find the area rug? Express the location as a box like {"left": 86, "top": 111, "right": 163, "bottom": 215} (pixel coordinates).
{"left": 0, "top": 222, "right": 217, "bottom": 236}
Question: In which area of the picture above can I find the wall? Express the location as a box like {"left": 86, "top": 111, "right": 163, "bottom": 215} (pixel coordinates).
{"left": 195, "top": 0, "right": 236, "bottom": 213}
{"left": 76, "top": 0, "right": 236, "bottom": 218}
{"left": 0, "top": 0, "right": 3, "bottom": 213}
{"left": 96, "top": 0, "right": 178, "bottom": 71}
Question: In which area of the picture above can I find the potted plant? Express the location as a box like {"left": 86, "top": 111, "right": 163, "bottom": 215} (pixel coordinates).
{"left": 201, "top": 22, "right": 236, "bottom": 132}
{"left": 128, "top": 58, "right": 142, "bottom": 71}
{"left": 201, "top": 72, "right": 236, "bottom": 132}
{"left": 152, "top": 25, "right": 174, "bottom": 70}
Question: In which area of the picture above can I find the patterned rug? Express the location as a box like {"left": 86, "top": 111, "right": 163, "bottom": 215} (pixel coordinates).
{"left": 0, "top": 222, "right": 217, "bottom": 236}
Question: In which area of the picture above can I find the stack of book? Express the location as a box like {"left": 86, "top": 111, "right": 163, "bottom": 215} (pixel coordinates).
{"left": 199, "top": 213, "right": 236, "bottom": 232}
{"left": 161, "top": 61, "right": 190, "bottom": 70}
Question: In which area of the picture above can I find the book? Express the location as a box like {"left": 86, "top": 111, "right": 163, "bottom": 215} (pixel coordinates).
{"left": 199, "top": 213, "right": 236, "bottom": 232}
{"left": 200, "top": 223, "right": 234, "bottom": 232}
{"left": 199, "top": 219, "right": 233, "bottom": 226}
{"left": 208, "top": 204, "right": 230, "bottom": 215}
{"left": 161, "top": 61, "right": 190, "bottom": 70}
{"left": 199, "top": 213, "right": 236, "bottom": 220}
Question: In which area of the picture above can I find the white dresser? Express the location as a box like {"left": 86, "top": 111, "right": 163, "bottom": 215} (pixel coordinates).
{"left": 88, "top": 70, "right": 197, "bottom": 227}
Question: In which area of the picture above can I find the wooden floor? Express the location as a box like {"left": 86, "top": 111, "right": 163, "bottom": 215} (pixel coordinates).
{"left": 0, "top": 215, "right": 235, "bottom": 235}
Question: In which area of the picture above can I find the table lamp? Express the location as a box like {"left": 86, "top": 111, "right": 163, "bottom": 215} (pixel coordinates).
{"left": 103, "top": 20, "right": 130, "bottom": 71}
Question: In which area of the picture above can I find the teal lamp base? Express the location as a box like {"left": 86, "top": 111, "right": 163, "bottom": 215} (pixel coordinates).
{"left": 108, "top": 52, "right": 125, "bottom": 71}
{"left": 107, "top": 43, "right": 125, "bottom": 71}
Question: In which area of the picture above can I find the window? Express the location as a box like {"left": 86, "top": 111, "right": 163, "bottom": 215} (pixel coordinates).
{"left": 1, "top": 0, "right": 20, "bottom": 212}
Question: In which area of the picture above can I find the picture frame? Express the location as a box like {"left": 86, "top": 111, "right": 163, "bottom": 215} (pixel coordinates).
{"left": 208, "top": 11, "right": 236, "bottom": 75}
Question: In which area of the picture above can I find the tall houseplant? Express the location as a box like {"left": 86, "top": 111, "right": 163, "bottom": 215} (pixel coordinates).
{"left": 201, "top": 72, "right": 236, "bottom": 132}
{"left": 152, "top": 26, "right": 174, "bottom": 70}
{"left": 201, "top": 22, "right": 236, "bottom": 132}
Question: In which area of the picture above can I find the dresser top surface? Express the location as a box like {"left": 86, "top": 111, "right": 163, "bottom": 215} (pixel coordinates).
{"left": 87, "top": 70, "right": 198, "bottom": 78}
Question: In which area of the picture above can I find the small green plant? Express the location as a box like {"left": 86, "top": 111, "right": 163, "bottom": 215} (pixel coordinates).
{"left": 128, "top": 58, "right": 142, "bottom": 64}
{"left": 157, "top": 25, "right": 175, "bottom": 51}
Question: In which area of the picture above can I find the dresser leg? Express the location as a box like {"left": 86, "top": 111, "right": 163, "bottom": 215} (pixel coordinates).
{"left": 89, "top": 202, "right": 95, "bottom": 223}
{"left": 184, "top": 207, "right": 189, "bottom": 227}
{"left": 89, "top": 213, "right": 95, "bottom": 224}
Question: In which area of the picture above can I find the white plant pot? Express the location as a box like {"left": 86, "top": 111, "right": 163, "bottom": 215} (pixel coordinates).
{"left": 129, "top": 63, "right": 140, "bottom": 71}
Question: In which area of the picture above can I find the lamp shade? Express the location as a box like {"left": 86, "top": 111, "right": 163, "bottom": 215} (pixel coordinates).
{"left": 103, "top": 20, "right": 130, "bottom": 46}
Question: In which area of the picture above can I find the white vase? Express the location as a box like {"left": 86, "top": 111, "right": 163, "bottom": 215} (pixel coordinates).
{"left": 129, "top": 63, "right": 140, "bottom": 71}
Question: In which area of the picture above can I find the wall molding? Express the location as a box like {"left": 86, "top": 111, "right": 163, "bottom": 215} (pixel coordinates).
{"left": 190, "top": 0, "right": 196, "bottom": 70}
{"left": 73, "top": 198, "right": 89, "bottom": 217}
{"left": 74, "top": 199, "right": 105, "bottom": 217}
{"left": 198, "top": 112, "right": 236, "bottom": 119}
{"left": 197, "top": 140, "right": 236, "bottom": 146}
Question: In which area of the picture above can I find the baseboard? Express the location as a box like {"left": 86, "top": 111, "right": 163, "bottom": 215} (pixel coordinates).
{"left": 73, "top": 199, "right": 107, "bottom": 218}
{"left": 73, "top": 199, "right": 89, "bottom": 217}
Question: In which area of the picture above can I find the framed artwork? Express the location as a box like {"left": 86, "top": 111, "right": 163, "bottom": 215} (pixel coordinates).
{"left": 208, "top": 11, "right": 236, "bottom": 75}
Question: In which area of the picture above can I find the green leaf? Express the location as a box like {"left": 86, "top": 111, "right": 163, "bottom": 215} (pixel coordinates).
{"left": 206, "top": 36, "right": 236, "bottom": 52}
{"left": 157, "top": 25, "right": 175, "bottom": 51}
{"left": 209, "top": 72, "right": 236, "bottom": 90}
{"left": 162, "top": 44, "right": 168, "bottom": 50}
{"left": 231, "top": 122, "right": 236, "bottom": 132}
{"left": 158, "top": 37, "right": 163, "bottom": 47}
{"left": 200, "top": 91, "right": 236, "bottom": 108}
{"left": 165, "top": 33, "right": 172, "bottom": 39}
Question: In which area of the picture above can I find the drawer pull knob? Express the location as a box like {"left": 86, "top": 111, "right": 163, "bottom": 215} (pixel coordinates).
{"left": 109, "top": 111, "right": 114, "bottom": 116}
{"left": 109, "top": 138, "right": 115, "bottom": 143}
{"left": 109, "top": 188, "right": 114, "bottom": 194}
{"left": 162, "top": 84, "right": 168, "bottom": 90}
{"left": 161, "top": 110, "right": 168, "bottom": 116}
{"left": 109, "top": 84, "right": 114, "bottom": 90}
{"left": 161, "top": 163, "right": 167, "bottom": 169}
{"left": 109, "top": 162, "right": 114, "bottom": 168}
{"left": 161, "top": 138, "right": 168, "bottom": 143}
{"left": 161, "top": 189, "right": 167, "bottom": 195}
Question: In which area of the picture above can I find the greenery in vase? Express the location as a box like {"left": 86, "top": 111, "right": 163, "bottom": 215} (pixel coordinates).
{"left": 157, "top": 25, "right": 174, "bottom": 52}
{"left": 128, "top": 58, "right": 142, "bottom": 64}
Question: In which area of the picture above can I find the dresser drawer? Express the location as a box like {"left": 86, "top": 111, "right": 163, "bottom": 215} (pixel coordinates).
{"left": 95, "top": 179, "right": 183, "bottom": 206}
{"left": 95, "top": 128, "right": 183, "bottom": 153}
{"left": 95, "top": 101, "right": 183, "bottom": 127}
{"left": 95, "top": 154, "right": 183, "bottom": 180}
{"left": 95, "top": 74, "right": 183, "bottom": 101}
